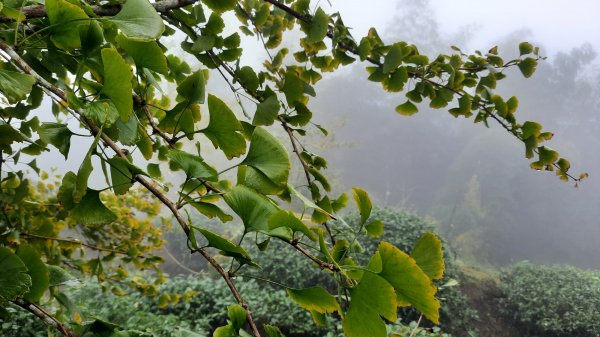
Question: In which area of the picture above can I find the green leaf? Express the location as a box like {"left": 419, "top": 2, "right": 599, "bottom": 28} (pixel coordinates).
{"left": 108, "top": 0, "right": 165, "bottom": 40}
{"left": 227, "top": 304, "right": 247, "bottom": 331}
{"left": 264, "top": 325, "right": 286, "bottom": 337}
{"left": 0, "top": 247, "right": 31, "bottom": 307}
{"left": 16, "top": 245, "right": 48, "bottom": 303}
{"left": 213, "top": 325, "right": 237, "bottom": 337}
{"left": 305, "top": 8, "right": 329, "bottom": 43}
{"left": 47, "top": 265, "right": 76, "bottom": 287}
{"left": 0, "top": 124, "right": 24, "bottom": 145}
{"left": 410, "top": 232, "right": 444, "bottom": 280}
{"left": 84, "top": 100, "right": 120, "bottom": 128}
{"left": 383, "top": 43, "right": 404, "bottom": 74}
{"left": 69, "top": 189, "right": 117, "bottom": 226}
{"left": 241, "top": 127, "right": 290, "bottom": 187}
{"left": 38, "top": 123, "right": 72, "bottom": 159}
{"left": 46, "top": 0, "right": 88, "bottom": 50}
{"left": 288, "top": 184, "right": 335, "bottom": 219}
{"left": 116, "top": 115, "right": 138, "bottom": 145}
{"left": 519, "top": 42, "right": 534, "bottom": 55}
{"left": 107, "top": 156, "right": 141, "bottom": 195}
{"left": 203, "top": 0, "right": 237, "bottom": 12}
{"left": 377, "top": 242, "right": 440, "bottom": 324}
{"left": 203, "top": 94, "right": 246, "bottom": 159}
{"left": 166, "top": 149, "right": 218, "bottom": 181}
{"left": 365, "top": 220, "right": 384, "bottom": 238}
{"left": 74, "top": 128, "right": 103, "bottom": 203}
{"left": 57, "top": 171, "right": 77, "bottom": 210}
{"left": 116, "top": 34, "right": 168, "bottom": 74}
{"left": 283, "top": 70, "right": 304, "bottom": 106}
{"left": 395, "top": 100, "right": 418, "bottom": 116}
{"left": 352, "top": 187, "right": 372, "bottom": 224}
{"left": 0, "top": 69, "right": 36, "bottom": 104}
{"left": 236, "top": 66, "right": 259, "bottom": 92}
{"left": 342, "top": 273, "right": 397, "bottom": 337}
{"left": 188, "top": 200, "right": 233, "bottom": 222}
{"left": 191, "top": 226, "right": 255, "bottom": 266}
{"left": 192, "top": 35, "right": 215, "bottom": 52}
{"left": 101, "top": 48, "right": 133, "bottom": 121}
{"left": 177, "top": 70, "right": 206, "bottom": 104}
{"left": 253, "top": 95, "right": 280, "bottom": 126}
{"left": 287, "top": 287, "right": 341, "bottom": 315}
{"left": 237, "top": 165, "right": 284, "bottom": 195}
{"left": 518, "top": 57, "right": 537, "bottom": 78}
{"left": 268, "top": 210, "right": 317, "bottom": 241}
{"left": 223, "top": 185, "right": 279, "bottom": 232}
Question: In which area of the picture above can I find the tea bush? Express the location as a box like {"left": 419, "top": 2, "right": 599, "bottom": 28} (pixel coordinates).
{"left": 500, "top": 262, "right": 600, "bottom": 337}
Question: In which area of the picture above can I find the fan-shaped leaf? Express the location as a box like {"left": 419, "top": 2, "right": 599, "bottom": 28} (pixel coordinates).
{"left": 0, "top": 247, "right": 32, "bottom": 307}
{"left": 108, "top": 0, "right": 165, "bottom": 40}
{"left": 223, "top": 185, "right": 279, "bottom": 232}
{"left": 241, "top": 127, "right": 290, "bottom": 187}
{"left": 411, "top": 232, "right": 444, "bottom": 280}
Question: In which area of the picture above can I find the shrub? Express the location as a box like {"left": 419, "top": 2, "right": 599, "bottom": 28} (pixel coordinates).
{"left": 500, "top": 262, "right": 600, "bottom": 337}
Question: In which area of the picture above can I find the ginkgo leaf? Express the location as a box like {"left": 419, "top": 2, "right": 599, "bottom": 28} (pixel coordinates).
{"left": 46, "top": 0, "right": 88, "bottom": 50}
{"left": 237, "top": 165, "right": 284, "bottom": 195}
{"left": 304, "top": 8, "right": 329, "bottom": 43}
{"left": 166, "top": 149, "right": 218, "bottom": 181}
{"left": 108, "top": 0, "right": 165, "bottom": 40}
{"left": 365, "top": 220, "right": 384, "bottom": 238}
{"left": 116, "top": 34, "right": 168, "bottom": 74}
{"left": 177, "top": 70, "right": 206, "bottom": 104}
{"left": 0, "top": 247, "right": 32, "bottom": 307}
{"left": 253, "top": 95, "right": 280, "bottom": 126}
{"left": 268, "top": 210, "right": 317, "bottom": 241}
{"left": 38, "top": 123, "right": 72, "bottom": 159}
{"left": 287, "top": 287, "right": 341, "bottom": 315}
{"left": 0, "top": 69, "right": 36, "bottom": 104}
{"left": 377, "top": 242, "right": 440, "bottom": 324}
{"left": 241, "top": 127, "right": 290, "bottom": 187}
{"left": 352, "top": 187, "right": 372, "bottom": 224}
{"left": 108, "top": 156, "right": 145, "bottom": 195}
{"left": 411, "top": 232, "right": 445, "bottom": 280}
{"left": 223, "top": 185, "right": 279, "bottom": 232}
{"left": 342, "top": 272, "right": 397, "bottom": 337}
{"left": 190, "top": 226, "right": 255, "bottom": 266}
{"left": 16, "top": 245, "right": 49, "bottom": 303}
{"left": 203, "top": 94, "right": 246, "bottom": 159}
{"left": 69, "top": 189, "right": 117, "bottom": 226}
{"left": 101, "top": 48, "right": 133, "bottom": 121}
{"left": 84, "top": 100, "right": 120, "bottom": 128}
{"left": 74, "top": 128, "right": 103, "bottom": 203}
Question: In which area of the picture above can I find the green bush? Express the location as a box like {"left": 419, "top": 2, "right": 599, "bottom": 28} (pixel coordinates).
{"left": 154, "top": 275, "right": 331, "bottom": 337}
{"left": 0, "top": 304, "right": 49, "bottom": 337}
{"left": 500, "top": 262, "right": 600, "bottom": 337}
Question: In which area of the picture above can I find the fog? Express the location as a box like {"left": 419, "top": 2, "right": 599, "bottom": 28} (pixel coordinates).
{"left": 308, "top": 0, "right": 600, "bottom": 268}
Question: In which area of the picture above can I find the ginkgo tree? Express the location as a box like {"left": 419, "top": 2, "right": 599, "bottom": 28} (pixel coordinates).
{"left": 0, "top": 0, "right": 585, "bottom": 336}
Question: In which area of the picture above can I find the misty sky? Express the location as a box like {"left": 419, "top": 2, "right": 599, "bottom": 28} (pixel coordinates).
{"left": 337, "top": 0, "right": 600, "bottom": 56}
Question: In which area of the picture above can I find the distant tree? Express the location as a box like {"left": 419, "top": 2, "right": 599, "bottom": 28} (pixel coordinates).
{"left": 0, "top": 1, "right": 585, "bottom": 336}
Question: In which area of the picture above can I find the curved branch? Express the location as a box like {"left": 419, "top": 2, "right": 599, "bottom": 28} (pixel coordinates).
{"left": 12, "top": 299, "right": 78, "bottom": 337}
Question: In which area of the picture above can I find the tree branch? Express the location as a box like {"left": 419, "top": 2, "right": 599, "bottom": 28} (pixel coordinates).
{"left": 13, "top": 299, "right": 78, "bottom": 337}
{"left": 0, "top": 0, "right": 200, "bottom": 23}
{"left": 0, "top": 39, "right": 262, "bottom": 337}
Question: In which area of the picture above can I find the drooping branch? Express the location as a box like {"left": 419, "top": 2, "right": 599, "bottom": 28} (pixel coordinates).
{"left": 13, "top": 299, "right": 79, "bottom": 337}
{"left": 0, "top": 0, "right": 201, "bottom": 23}
{"left": 0, "top": 39, "right": 263, "bottom": 337}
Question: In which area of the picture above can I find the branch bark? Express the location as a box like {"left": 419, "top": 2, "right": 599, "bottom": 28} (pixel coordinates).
{"left": 0, "top": 0, "right": 200, "bottom": 23}
{"left": 13, "top": 299, "right": 79, "bottom": 337}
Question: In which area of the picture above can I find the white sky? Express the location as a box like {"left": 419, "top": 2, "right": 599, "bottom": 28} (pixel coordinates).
{"left": 334, "top": 0, "right": 600, "bottom": 56}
